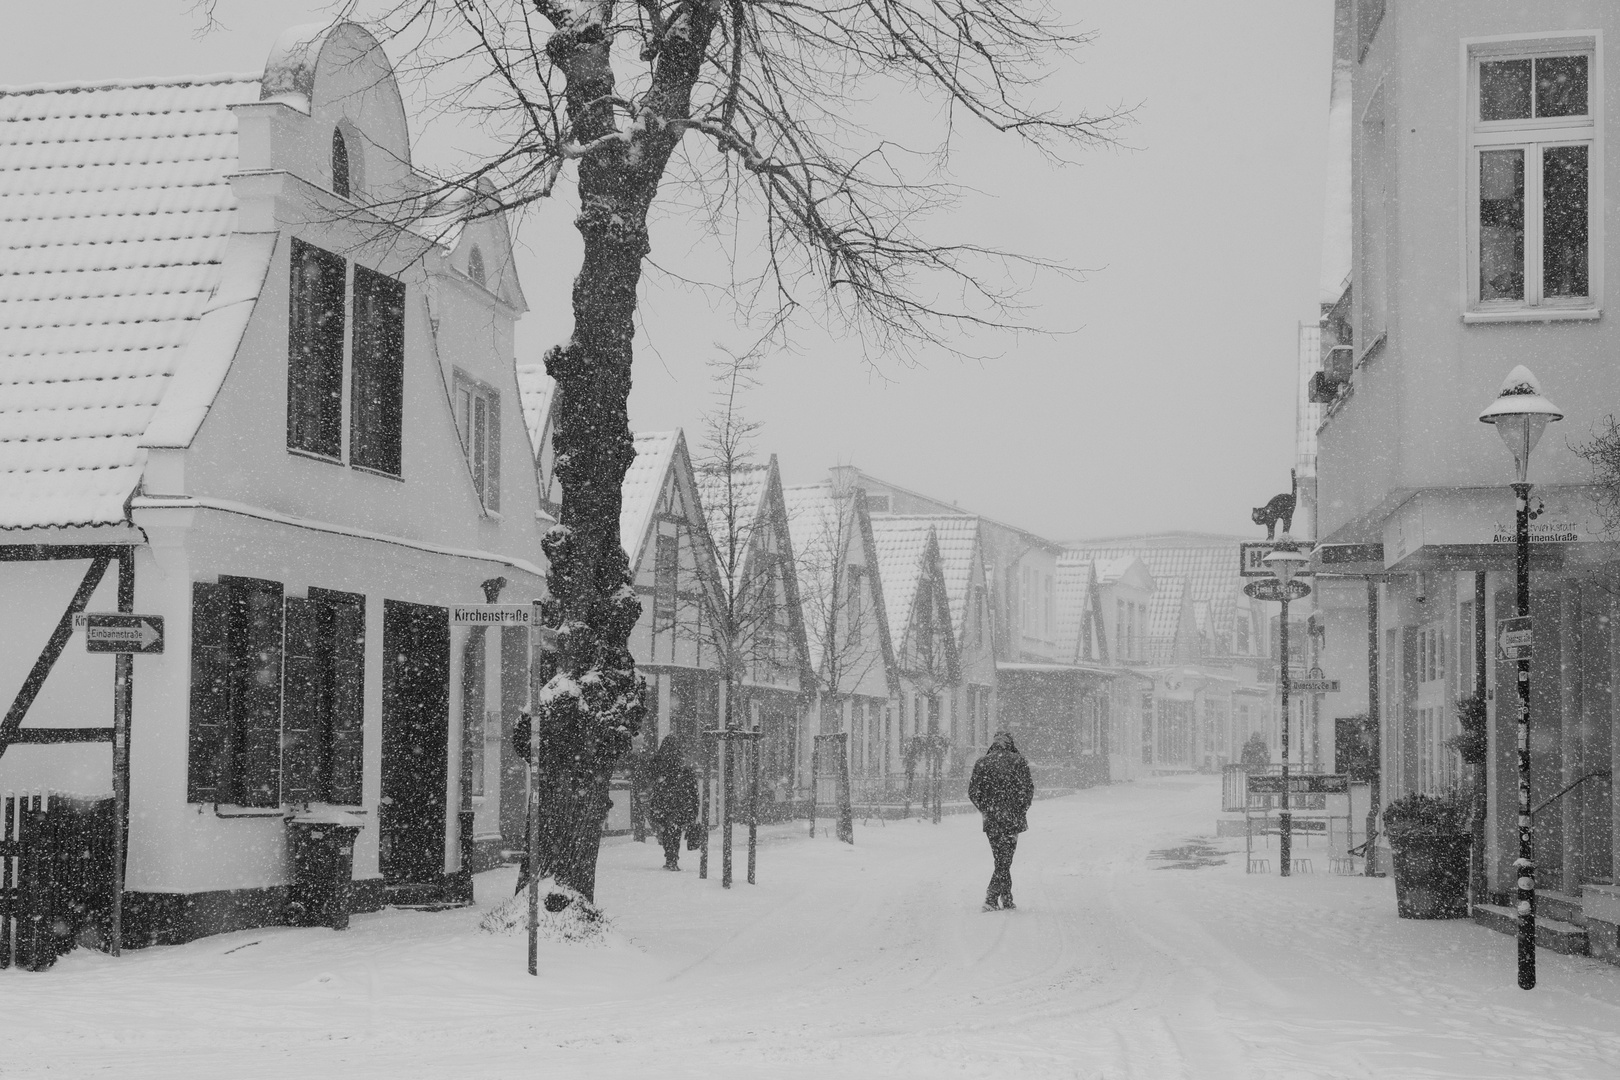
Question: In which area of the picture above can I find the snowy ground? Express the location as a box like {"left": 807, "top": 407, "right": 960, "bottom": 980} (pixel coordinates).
{"left": 6, "top": 775, "right": 1620, "bottom": 1079}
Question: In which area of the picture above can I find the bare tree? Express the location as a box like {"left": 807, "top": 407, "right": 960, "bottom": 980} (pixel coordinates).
{"left": 349, "top": 0, "right": 1122, "bottom": 900}
{"left": 1573, "top": 417, "right": 1620, "bottom": 532}
{"left": 790, "top": 488, "right": 888, "bottom": 744}
{"left": 695, "top": 351, "right": 793, "bottom": 729}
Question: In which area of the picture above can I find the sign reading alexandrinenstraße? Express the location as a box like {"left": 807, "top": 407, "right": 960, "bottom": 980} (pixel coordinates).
{"left": 83, "top": 613, "right": 165, "bottom": 654}
{"left": 450, "top": 605, "right": 534, "bottom": 627}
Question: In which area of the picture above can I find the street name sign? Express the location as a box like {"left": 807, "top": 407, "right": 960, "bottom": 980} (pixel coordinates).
{"left": 1247, "top": 773, "right": 1349, "bottom": 795}
{"left": 1239, "top": 542, "right": 1315, "bottom": 579}
{"left": 1497, "top": 615, "right": 1533, "bottom": 661}
{"left": 1243, "top": 578, "right": 1311, "bottom": 603}
{"left": 450, "top": 605, "right": 534, "bottom": 627}
{"left": 1291, "top": 677, "right": 1341, "bottom": 693}
{"left": 84, "top": 614, "right": 164, "bottom": 654}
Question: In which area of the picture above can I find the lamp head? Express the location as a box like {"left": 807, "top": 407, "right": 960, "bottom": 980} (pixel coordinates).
{"left": 1478, "top": 365, "right": 1563, "bottom": 483}
{"left": 1263, "top": 534, "right": 1309, "bottom": 588}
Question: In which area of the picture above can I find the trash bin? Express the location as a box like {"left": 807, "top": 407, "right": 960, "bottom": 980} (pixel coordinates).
{"left": 286, "top": 811, "right": 364, "bottom": 930}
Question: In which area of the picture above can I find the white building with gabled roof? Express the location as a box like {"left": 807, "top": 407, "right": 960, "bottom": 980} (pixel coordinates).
{"left": 867, "top": 515, "right": 999, "bottom": 789}
{"left": 1066, "top": 533, "right": 1273, "bottom": 773}
{"left": 0, "top": 22, "right": 549, "bottom": 947}
{"left": 694, "top": 455, "right": 812, "bottom": 814}
{"left": 615, "top": 430, "right": 727, "bottom": 761}
{"left": 783, "top": 479, "right": 895, "bottom": 801}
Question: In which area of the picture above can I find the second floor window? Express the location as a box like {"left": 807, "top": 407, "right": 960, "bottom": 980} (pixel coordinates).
{"left": 453, "top": 374, "right": 501, "bottom": 511}
{"left": 288, "top": 240, "right": 345, "bottom": 459}
{"left": 1468, "top": 43, "right": 1596, "bottom": 314}
{"left": 288, "top": 239, "right": 405, "bottom": 476}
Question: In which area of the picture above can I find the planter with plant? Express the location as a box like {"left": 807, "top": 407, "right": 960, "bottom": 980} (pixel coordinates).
{"left": 1383, "top": 792, "right": 1472, "bottom": 919}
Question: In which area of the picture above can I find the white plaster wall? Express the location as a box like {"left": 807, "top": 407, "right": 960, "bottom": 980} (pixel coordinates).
{"left": 116, "top": 507, "right": 542, "bottom": 896}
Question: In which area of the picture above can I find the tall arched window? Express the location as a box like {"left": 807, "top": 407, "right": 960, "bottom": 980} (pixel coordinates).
{"left": 467, "top": 245, "right": 486, "bottom": 288}
{"left": 331, "top": 128, "right": 351, "bottom": 198}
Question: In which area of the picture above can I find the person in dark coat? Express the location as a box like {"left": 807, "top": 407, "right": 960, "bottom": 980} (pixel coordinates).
{"left": 646, "top": 734, "right": 701, "bottom": 870}
{"left": 968, "top": 730, "right": 1034, "bottom": 910}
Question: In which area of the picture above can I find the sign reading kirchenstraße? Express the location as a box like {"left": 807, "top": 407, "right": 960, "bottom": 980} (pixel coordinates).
{"left": 83, "top": 613, "right": 164, "bottom": 654}
{"left": 449, "top": 605, "right": 534, "bottom": 627}
{"left": 1497, "top": 615, "right": 1533, "bottom": 660}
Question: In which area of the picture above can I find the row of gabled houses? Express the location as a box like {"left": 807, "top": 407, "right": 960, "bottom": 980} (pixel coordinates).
{"left": 0, "top": 20, "right": 1285, "bottom": 950}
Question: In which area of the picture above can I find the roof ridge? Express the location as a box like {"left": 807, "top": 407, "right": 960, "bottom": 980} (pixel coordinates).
{"left": 0, "top": 72, "right": 260, "bottom": 97}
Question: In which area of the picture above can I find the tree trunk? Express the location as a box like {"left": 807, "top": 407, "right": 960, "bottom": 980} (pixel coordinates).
{"left": 530, "top": 12, "right": 718, "bottom": 901}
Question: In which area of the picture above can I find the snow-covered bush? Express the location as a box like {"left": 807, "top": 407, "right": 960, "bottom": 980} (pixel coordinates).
{"left": 1382, "top": 793, "right": 1467, "bottom": 843}
{"left": 478, "top": 879, "right": 613, "bottom": 945}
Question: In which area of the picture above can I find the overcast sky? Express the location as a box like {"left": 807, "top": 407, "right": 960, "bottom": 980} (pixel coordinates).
{"left": 2, "top": 1, "right": 1332, "bottom": 542}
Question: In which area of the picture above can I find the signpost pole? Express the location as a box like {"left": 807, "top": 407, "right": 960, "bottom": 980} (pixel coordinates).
{"left": 1280, "top": 595, "right": 1292, "bottom": 878}
{"left": 747, "top": 730, "right": 760, "bottom": 885}
{"left": 527, "top": 717, "right": 540, "bottom": 977}
{"left": 1513, "top": 481, "right": 1537, "bottom": 990}
{"left": 111, "top": 651, "right": 129, "bottom": 958}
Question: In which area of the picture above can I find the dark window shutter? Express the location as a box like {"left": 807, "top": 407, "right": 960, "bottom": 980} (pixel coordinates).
{"left": 187, "top": 582, "right": 232, "bottom": 803}
{"left": 328, "top": 599, "right": 366, "bottom": 804}
{"left": 351, "top": 264, "right": 405, "bottom": 475}
{"left": 229, "top": 578, "right": 285, "bottom": 807}
{"left": 287, "top": 239, "right": 346, "bottom": 458}
{"left": 281, "top": 597, "right": 324, "bottom": 805}
{"left": 485, "top": 393, "right": 500, "bottom": 512}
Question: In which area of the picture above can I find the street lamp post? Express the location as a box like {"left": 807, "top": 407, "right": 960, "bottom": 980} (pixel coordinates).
{"left": 1479, "top": 364, "right": 1563, "bottom": 991}
{"left": 1264, "top": 538, "right": 1310, "bottom": 878}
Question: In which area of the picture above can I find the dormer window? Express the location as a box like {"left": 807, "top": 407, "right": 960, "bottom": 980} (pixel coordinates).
{"left": 467, "top": 245, "right": 486, "bottom": 288}
{"left": 331, "top": 127, "right": 351, "bottom": 199}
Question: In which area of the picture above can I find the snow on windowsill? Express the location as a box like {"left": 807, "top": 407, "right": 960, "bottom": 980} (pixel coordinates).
{"left": 1463, "top": 307, "right": 1601, "bottom": 324}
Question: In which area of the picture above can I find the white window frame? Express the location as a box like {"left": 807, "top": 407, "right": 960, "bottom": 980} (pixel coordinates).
{"left": 452, "top": 370, "right": 501, "bottom": 513}
{"left": 1461, "top": 32, "right": 1602, "bottom": 323}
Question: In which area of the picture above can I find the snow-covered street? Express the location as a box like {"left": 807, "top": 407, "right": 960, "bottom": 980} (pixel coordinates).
{"left": 6, "top": 775, "right": 1619, "bottom": 1079}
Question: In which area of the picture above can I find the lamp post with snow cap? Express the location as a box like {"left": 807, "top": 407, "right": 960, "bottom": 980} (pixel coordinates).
{"left": 1263, "top": 537, "right": 1310, "bottom": 878}
{"left": 1478, "top": 364, "right": 1563, "bottom": 991}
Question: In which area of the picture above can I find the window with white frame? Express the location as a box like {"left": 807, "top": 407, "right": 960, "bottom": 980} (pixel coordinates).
{"left": 453, "top": 372, "right": 500, "bottom": 511}
{"left": 1467, "top": 38, "right": 1598, "bottom": 315}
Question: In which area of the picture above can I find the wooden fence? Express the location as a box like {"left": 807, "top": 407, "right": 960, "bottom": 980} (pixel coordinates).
{"left": 1, "top": 792, "right": 113, "bottom": 971}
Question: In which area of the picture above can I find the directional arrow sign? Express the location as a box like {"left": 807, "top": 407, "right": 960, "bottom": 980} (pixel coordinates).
{"left": 85, "top": 613, "right": 164, "bottom": 654}
{"left": 1497, "top": 615, "right": 1533, "bottom": 661}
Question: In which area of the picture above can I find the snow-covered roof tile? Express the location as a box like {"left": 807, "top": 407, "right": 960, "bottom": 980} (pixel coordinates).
{"left": 868, "top": 517, "right": 934, "bottom": 645}
{"left": 783, "top": 482, "right": 851, "bottom": 673}
{"left": 0, "top": 73, "right": 257, "bottom": 528}
{"left": 515, "top": 364, "right": 553, "bottom": 462}
{"left": 870, "top": 515, "right": 978, "bottom": 634}
{"left": 1147, "top": 577, "right": 1186, "bottom": 641}
{"left": 1054, "top": 559, "right": 1094, "bottom": 662}
{"left": 1065, "top": 537, "right": 1245, "bottom": 642}
{"left": 619, "top": 431, "right": 678, "bottom": 560}
{"left": 695, "top": 463, "right": 769, "bottom": 570}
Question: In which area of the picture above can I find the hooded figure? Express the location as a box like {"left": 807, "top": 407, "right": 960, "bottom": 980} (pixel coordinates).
{"left": 968, "top": 730, "right": 1034, "bottom": 910}
{"left": 646, "top": 734, "right": 701, "bottom": 870}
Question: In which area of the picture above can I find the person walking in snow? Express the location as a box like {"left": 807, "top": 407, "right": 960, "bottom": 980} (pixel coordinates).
{"left": 647, "top": 734, "right": 701, "bottom": 871}
{"left": 968, "top": 730, "right": 1034, "bottom": 910}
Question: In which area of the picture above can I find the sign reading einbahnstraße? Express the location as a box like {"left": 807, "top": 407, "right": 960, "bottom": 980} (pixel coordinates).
{"left": 84, "top": 613, "right": 165, "bottom": 654}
